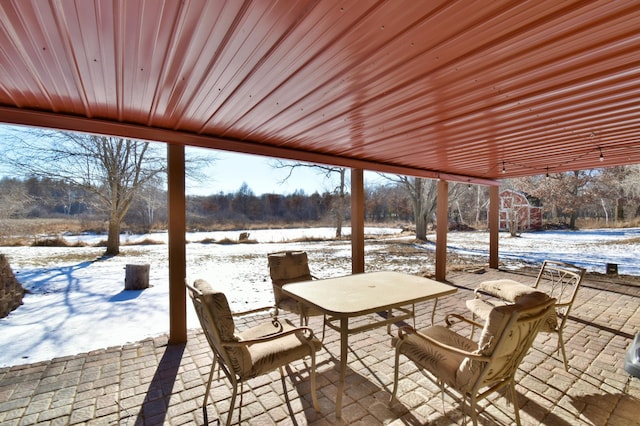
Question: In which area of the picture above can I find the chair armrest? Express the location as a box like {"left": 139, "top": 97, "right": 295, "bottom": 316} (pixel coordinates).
{"left": 231, "top": 306, "right": 277, "bottom": 317}
{"left": 397, "top": 326, "right": 489, "bottom": 362}
{"left": 223, "top": 323, "right": 317, "bottom": 347}
{"left": 473, "top": 287, "right": 490, "bottom": 298}
{"left": 445, "top": 313, "right": 483, "bottom": 328}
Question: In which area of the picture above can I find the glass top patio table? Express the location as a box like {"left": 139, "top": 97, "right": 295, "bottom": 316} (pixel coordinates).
{"left": 282, "top": 270, "right": 457, "bottom": 418}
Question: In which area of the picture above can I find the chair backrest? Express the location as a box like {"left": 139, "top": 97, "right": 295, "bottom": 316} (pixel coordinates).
{"left": 458, "top": 292, "right": 556, "bottom": 392}
{"left": 533, "top": 260, "right": 585, "bottom": 330}
{"left": 187, "top": 279, "right": 244, "bottom": 375}
{"left": 267, "top": 251, "right": 313, "bottom": 303}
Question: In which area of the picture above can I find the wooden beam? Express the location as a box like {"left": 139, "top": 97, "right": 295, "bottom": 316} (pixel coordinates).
{"left": 0, "top": 107, "right": 499, "bottom": 187}
{"left": 167, "top": 143, "right": 187, "bottom": 343}
{"left": 351, "top": 168, "right": 365, "bottom": 274}
{"left": 489, "top": 185, "right": 500, "bottom": 269}
{"left": 435, "top": 179, "right": 449, "bottom": 281}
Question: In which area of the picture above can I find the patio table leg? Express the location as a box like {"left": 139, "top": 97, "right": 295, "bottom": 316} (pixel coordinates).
{"left": 336, "top": 317, "right": 348, "bottom": 418}
{"left": 431, "top": 298, "right": 439, "bottom": 325}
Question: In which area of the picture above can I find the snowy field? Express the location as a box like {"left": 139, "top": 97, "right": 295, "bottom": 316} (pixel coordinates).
{"left": 1, "top": 226, "right": 639, "bottom": 367}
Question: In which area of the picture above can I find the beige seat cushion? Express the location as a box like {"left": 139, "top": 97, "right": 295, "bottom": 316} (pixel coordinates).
{"left": 394, "top": 325, "right": 478, "bottom": 390}
{"left": 478, "top": 279, "right": 537, "bottom": 303}
{"left": 236, "top": 319, "right": 322, "bottom": 377}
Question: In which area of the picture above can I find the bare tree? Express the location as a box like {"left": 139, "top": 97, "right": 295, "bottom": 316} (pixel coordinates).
{"left": 3, "top": 129, "right": 166, "bottom": 255}
{"left": 0, "top": 178, "right": 32, "bottom": 219}
{"left": 131, "top": 175, "right": 166, "bottom": 231}
{"left": 620, "top": 165, "right": 640, "bottom": 219}
{"left": 272, "top": 161, "right": 347, "bottom": 237}
{"left": 394, "top": 177, "right": 438, "bottom": 240}
{"left": 381, "top": 176, "right": 470, "bottom": 240}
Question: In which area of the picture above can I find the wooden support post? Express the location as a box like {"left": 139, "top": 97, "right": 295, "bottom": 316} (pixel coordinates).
{"left": 435, "top": 179, "right": 448, "bottom": 281}
{"left": 489, "top": 185, "right": 500, "bottom": 269}
{"left": 167, "top": 143, "right": 187, "bottom": 344}
{"left": 351, "top": 168, "right": 365, "bottom": 274}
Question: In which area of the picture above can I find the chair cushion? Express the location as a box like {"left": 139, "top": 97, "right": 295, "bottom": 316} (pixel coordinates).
{"left": 268, "top": 251, "right": 313, "bottom": 286}
{"left": 236, "top": 319, "right": 322, "bottom": 377}
{"left": 395, "top": 326, "right": 477, "bottom": 390}
{"left": 194, "top": 279, "right": 237, "bottom": 342}
{"left": 466, "top": 298, "right": 506, "bottom": 319}
{"left": 469, "top": 288, "right": 558, "bottom": 334}
{"left": 478, "top": 279, "right": 536, "bottom": 303}
{"left": 476, "top": 303, "right": 518, "bottom": 356}
{"left": 517, "top": 291, "right": 558, "bottom": 332}
{"left": 475, "top": 290, "right": 552, "bottom": 355}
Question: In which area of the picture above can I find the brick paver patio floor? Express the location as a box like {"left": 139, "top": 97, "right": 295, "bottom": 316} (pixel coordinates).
{"left": 1, "top": 268, "right": 639, "bottom": 425}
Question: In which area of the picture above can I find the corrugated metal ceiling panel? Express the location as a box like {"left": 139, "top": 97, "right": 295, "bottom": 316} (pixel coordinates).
{"left": 1, "top": 0, "right": 639, "bottom": 183}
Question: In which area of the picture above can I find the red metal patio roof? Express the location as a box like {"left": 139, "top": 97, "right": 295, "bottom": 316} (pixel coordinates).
{"left": 1, "top": 0, "right": 639, "bottom": 185}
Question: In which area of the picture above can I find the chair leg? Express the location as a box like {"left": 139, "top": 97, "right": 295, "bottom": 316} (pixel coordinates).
{"left": 203, "top": 360, "right": 216, "bottom": 425}
{"left": 469, "top": 394, "right": 478, "bottom": 426}
{"left": 510, "top": 381, "right": 521, "bottom": 426}
{"left": 389, "top": 346, "right": 401, "bottom": 404}
{"left": 557, "top": 330, "right": 569, "bottom": 371}
{"left": 224, "top": 378, "right": 240, "bottom": 426}
{"left": 439, "top": 380, "right": 446, "bottom": 415}
{"left": 309, "top": 349, "right": 320, "bottom": 411}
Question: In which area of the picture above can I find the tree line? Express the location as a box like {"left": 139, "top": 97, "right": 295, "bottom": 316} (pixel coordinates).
{"left": 3, "top": 164, "right": 639, "bottom": 234}
{"left": 0, "top": 176, "right": 418, "bottom": 229}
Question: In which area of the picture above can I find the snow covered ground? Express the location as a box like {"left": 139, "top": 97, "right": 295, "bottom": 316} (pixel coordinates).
{"left": 1, "top": 227, "right": 638, "bottom": 367}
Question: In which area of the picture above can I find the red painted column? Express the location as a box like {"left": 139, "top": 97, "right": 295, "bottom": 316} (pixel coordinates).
{"left": 489, "top": 185, "right": 500, "bottom": 269}
{"left": 167, "top": 143, "right": 187, "bottom": 343}
{"left": 351, "top": 168, "right": 365, "bottom": 274}
{"left": 435, "top": 179, "right": 448, "bottom": 281}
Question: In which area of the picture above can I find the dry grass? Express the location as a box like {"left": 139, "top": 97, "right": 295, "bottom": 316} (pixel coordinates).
{"left": 122, "top": 238, "right": 164, "bottom": 246}
{"left": 31, "top": 237, "right": 87, "bottom": 247}
{"left": 191, "top": 237, "right": 258, "bottom": 245}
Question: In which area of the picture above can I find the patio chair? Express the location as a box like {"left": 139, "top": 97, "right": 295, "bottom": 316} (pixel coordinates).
{"left": 391, "top": 291, "right": 556, "bottom": 426}
{"left": 467, "top": 260, "right": 586, "bottom": 370}
{"left": 187, "top": 279, "right": 321, "bottom": 425}
{"left": 268, "top": 250, "right": 326, "bottom": 338}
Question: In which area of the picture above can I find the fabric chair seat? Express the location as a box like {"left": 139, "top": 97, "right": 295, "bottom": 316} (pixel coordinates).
{"left": 236, "top": 319, "right": 322, "bottom": 377}
{"left": 393, "top": 325, "right": 478, "bottom": 390}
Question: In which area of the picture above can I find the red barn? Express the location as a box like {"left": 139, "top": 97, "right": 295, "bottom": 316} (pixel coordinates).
{"left": 499, "top": 189, "right": 543, "bottom": 231}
